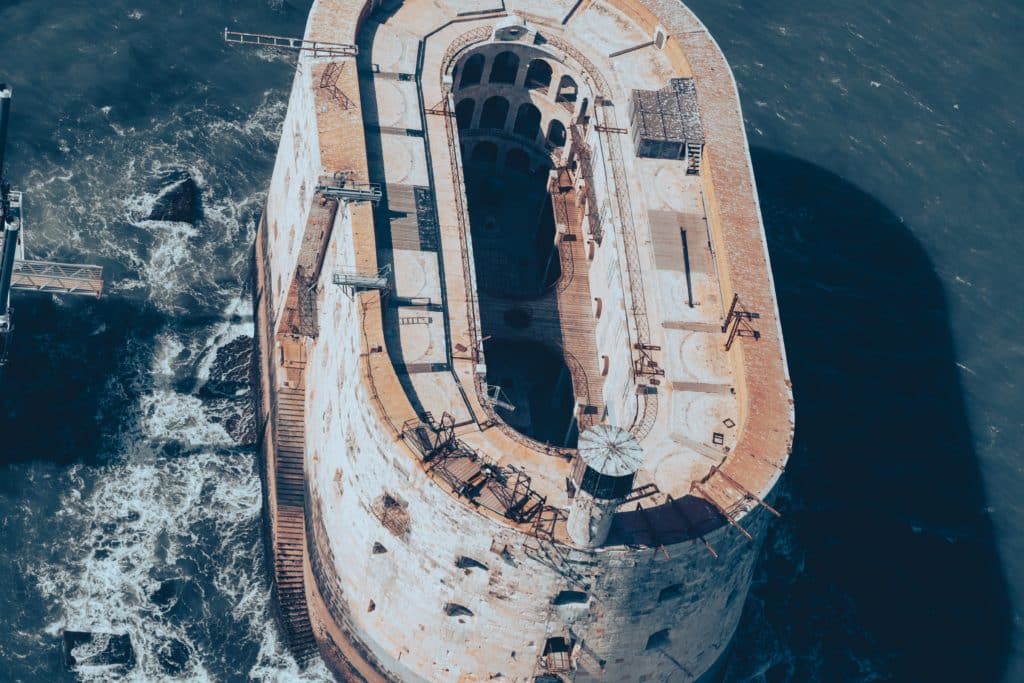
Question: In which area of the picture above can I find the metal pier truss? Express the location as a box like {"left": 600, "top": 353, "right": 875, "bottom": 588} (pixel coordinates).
{"left": 223, "top": 28, "right": 358, "bottom": 58}
{"left": 11, "top": 260, "right": 103, "bottom": 297}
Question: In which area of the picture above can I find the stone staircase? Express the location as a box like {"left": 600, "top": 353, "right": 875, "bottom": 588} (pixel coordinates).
{"left": 272, "top": 384, "right": 317, "bottom": 662}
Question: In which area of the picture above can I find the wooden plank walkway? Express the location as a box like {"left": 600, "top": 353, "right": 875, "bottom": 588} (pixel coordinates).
{"left": 549, "top": 178, "right": 606, "bottom": 430}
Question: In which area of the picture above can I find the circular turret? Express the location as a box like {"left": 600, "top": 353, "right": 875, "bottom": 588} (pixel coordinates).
{"left": 567, "top": 425, "right": 643, "bottom": 548}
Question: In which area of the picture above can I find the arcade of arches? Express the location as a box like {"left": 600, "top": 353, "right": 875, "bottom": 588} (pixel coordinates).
{"left": 451, "top": 47, "right": 604, "bottom": 448}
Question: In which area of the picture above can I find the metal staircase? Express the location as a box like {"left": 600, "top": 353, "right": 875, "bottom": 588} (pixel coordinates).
{"left": 686, "top": 142, "right": 702, "bottom": 175}
{"left": 271, "top": 383, "right": 317, "bottom": 662}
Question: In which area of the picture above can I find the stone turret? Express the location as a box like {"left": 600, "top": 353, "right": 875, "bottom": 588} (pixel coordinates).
{"left": 567, "top": 424, "right": 643, "bottom": 548}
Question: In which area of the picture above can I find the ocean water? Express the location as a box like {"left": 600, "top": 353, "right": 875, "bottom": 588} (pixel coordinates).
{"left": 0, "top": 1, "right": 1020, "bottom": 681}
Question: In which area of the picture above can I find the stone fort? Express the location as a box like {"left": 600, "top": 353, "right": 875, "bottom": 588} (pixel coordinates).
{"left": 251, "top": 0, "right": 794, "bottom": 680}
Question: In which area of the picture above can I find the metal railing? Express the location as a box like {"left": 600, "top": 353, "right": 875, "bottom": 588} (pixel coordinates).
{"left": 11, "top": 259, "right": 103, "bottom": 297}
{"left": 439, "top": 26, "right": 495, "bottom": 77}
{"left": 223, "top": 28, "right": 358, "bottom": 57}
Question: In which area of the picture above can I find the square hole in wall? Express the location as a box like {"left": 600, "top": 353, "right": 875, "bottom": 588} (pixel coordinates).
{"left": 658, "top": 584, "right": 683, "bottom": 603}
{"left": 645, "top": 629, "right": 671, "bottom": 650}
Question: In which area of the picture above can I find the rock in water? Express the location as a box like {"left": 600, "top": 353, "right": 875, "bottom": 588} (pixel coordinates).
{"left": 148, "top": 172, "right": 198, "bottom": 222}
{"left": 62, "top": 631, "right": 136, "bottom": 672}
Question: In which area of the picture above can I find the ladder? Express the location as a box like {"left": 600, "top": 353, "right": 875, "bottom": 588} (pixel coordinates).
{"left": 686, "top": 142, "right": 703, "bottom": 175}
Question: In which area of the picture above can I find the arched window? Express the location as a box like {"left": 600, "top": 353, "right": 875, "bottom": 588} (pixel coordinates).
{"left": 506, "top": 148, "right": 530, "bottom": 173}
{"left": 524, "top": 59, "right": 553, "bottom": 91}
{"left": 555, "top": 74, "right": 578, "bottom": 104}
{"left": 458, "top": 54, "right": 485, "bottom": 89}
{"left": 547, "top": 119, "right": 567, "bottom": 147}
{"left": 470, "top": 142, "right": 498, "bottom": 164}
{"left": 455, "top": 99, "right": 475, "bottom": 130}
{"left": 513, "top": 102, "right": 542, "bottom": 141}
{"left": 479, "top": 96, "right": 510, "bottom": 129}
{"left": 489, "top": 51, "right": 520, "bottom": 84}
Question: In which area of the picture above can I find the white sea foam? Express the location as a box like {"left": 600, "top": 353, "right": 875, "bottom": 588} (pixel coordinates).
{"left": 33, "top": 324, "right": 302, "bottom": 679}
{"left": 15, "top": 75, "right": 323, "bottom": 679}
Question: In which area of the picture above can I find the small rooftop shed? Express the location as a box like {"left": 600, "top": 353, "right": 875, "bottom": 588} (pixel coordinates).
{"left": 629, "top": 78, "right": 705, "bottom": 173}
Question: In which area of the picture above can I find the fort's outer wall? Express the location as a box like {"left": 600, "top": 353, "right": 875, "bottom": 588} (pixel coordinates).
{"left": 299, "top": 204, "right": 771, "bottom": 681}
{"left": 264, "top": 53, "right": 321, "bottom": 331}
{"left": 254, "top": 0, "right": 790, "bottom": 680}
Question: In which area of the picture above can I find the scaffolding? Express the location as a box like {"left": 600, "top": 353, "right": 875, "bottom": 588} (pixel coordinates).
{"left": 403, "top": 412, "right": 548, "bottom": 524}
{"left": 319, "top": 61, "right": 356, "bottom": 110}
{"left": 721, "top": 293, "right": 760, "bottom": 351}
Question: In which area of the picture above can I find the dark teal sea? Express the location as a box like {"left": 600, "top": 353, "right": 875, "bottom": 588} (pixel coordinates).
{"left": 0, "top": 1, "right": 1020, "bottom": 680}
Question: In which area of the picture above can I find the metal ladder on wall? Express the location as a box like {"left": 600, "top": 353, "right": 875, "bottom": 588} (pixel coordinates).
{"left": 686, "top": 142, "right": 702, "bottom": 175}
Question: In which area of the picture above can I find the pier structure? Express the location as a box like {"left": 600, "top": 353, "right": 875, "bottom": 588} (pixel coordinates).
{"left": 252, "top": 1, "right": 793, "bottom": 680}
{"left": 0, "top": 85, "right": 104, "bottom": 369}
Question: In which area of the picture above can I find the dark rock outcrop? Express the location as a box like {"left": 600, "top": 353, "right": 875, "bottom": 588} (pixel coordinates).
{"left": 147, "top": 172, "right": 199, "bottom": 223}
{"left": 62, "top": 630, "right": 136, "bottom": 672}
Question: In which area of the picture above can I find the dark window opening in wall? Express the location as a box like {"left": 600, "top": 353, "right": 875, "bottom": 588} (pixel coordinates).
{"left": 455, "top": 98, "right": 475, "bottom": 130}
{"left": 490, "top": 51, "right": 520, "bottom": 84}
{"left": 645, "top": 628, "right": 671, "bottom": 650}
{"left": 534, "top": 677, "right": 565, "bottom": 683}
{"left": 547, "top": 120, "right": 567, "bottom": 147}
{"left": 513, "top": 102, "right": 542, "bottom": 141}
{"left": 552, "top": 590, "right": 588, "bottom": 605}
{"left": 480, "top": 95, "right": 510, "bottom": 129}
{"left": 470, "top": 141, "right": 499, "bottom": 165}
{"left": 525, "top": 59, "right": 553, "bottom": 90}
{"left": 444, "top": 603, "right": 474, "bottom": 617}
{"left": 658, "top": 583, "right": 684, "bottom": 602}
{"left": 459, "top": 53, "right": 485, "bottom": 88}
{"left": 372, "top": 542, "right": 388, "bottom": 554}
{"left": 555, "top": 74, "right": 578, "bottom": 104}
{"left": 577, "top": 97, "right": 589, "bottom": 124}
{"left": 455, "top": 556, "right": 489, "bottom": 571}
{"left": 506, "top": 148, "right": 531, "bottom": 173}
{"left": 512, "top": 102, "right": 544, "bottom": 141}
{"left": 542, "top": 637, "right": 574, "bottom": 673}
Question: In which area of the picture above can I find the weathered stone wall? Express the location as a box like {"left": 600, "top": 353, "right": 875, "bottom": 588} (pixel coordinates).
{"left": 264, "top": 49, "right": 322, "bottom": 331}
{"left": 288, "top": 197, "right": 768, "bottom": 681}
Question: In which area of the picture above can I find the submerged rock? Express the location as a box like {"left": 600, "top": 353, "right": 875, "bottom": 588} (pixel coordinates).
{"left": 200, "top": 334, "right": 257, "bottom": 445}
{"left": 156, "top": 637, "right": 191, "bottom": 675}
{"left": 62, "top": 630, "right": 135, "bottom": 672}
{"left": 148, "top": 172, "right": 199, "bottom": 223}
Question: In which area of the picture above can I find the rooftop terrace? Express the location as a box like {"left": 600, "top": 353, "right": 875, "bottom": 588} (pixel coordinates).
{"left": 297, "top": 0, "right": 793, "bottom": 548}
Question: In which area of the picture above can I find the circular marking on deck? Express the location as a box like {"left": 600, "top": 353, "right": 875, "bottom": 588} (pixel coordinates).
{"left": 381, "top": 138, "right": 415, "bottom": 184}
{"left": 651, "top": 450, "right": 696, "bottom": 490}
{"left": 376, "top": 80, "right": 408, "bottom": 128}
{"left": 653, "top": 164, "right": 690, "bottom": 212}
{"left": 372, "top": 30, "right": 407, "bottom": 73}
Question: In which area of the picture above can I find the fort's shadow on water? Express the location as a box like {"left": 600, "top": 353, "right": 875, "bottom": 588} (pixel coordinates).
{"left": 724, "top": 149, "right": 1011, "bottom": 682}
{"left": 0, "top": 294, "right": 237, "bottom": 469}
